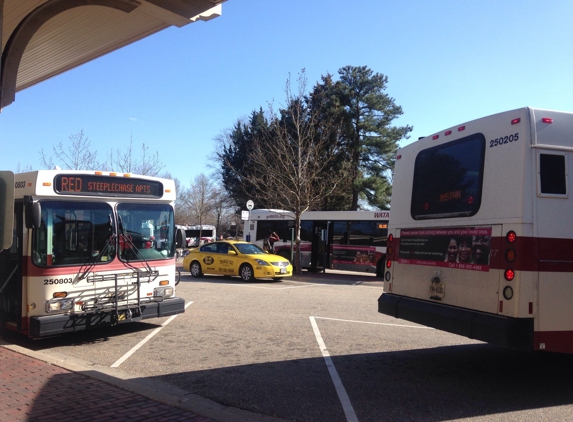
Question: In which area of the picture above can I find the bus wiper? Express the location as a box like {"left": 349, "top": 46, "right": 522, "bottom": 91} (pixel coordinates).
{"left": 77, "top": 235, "right": 115, "bottom": 281}
{"left": 77, "top": 214, "right": 115, "bottom": 281}
{"left": 117, "top": 215, "right": 155, "bottom": 279}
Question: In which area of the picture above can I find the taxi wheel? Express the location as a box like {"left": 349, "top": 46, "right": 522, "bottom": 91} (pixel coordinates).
{"left": 239, "top": 264, "right": 255, "bottom": 282}
{"left": 190, "top": 261, "right": 204, "bottom": 278}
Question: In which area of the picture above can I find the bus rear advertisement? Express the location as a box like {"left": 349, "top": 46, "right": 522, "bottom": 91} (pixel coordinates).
{"left": 378, "top": 107, "right": 573, "bottom": 354}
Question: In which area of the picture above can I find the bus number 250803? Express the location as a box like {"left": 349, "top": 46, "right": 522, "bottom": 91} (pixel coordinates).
{"left": 490, "top": 133, "right": 519, "bottom": 148}
{"left": 44, "top": 278, "right": 73, "bottom": 285}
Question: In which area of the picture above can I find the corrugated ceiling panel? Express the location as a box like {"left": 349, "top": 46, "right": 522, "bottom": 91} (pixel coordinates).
{"left": 16, "top": 5, "right": 168, "bottom": 91}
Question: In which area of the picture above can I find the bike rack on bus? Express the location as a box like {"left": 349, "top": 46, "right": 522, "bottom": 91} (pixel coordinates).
{"left": 83, "top": 269, "right": 160, "bottom": 324}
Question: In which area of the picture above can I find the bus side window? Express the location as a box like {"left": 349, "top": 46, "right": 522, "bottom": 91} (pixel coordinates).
{"left": 539, "top": 153, "right": 567, "bottom": 195}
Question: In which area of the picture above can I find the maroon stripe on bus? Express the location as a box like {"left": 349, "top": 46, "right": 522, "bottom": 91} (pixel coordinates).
{"left": 534, "top": 331, "right": 573, "bottom": 354}
{"left": 22, "top": 256, "right": 175, "bottom": 277}
{"left": 389, "top": 236, "right": 573, "bottom": 273}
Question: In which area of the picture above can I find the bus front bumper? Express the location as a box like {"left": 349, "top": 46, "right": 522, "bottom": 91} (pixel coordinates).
{"left": 29, "top": 297, "right": 185, "bottom": 338}
{"left": 378, "top": 293, "right": 533, "bottom": 350}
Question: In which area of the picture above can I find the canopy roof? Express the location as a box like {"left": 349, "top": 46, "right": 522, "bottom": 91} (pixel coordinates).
{"left": 1, "top": 0, "right": 225, "bottom": 109}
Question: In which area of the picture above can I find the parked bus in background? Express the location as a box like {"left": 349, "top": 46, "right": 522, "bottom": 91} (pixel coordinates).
{"left": 175, "top": 224, "right": 216, "bottom": 249}
{"left": 0, "top": 170, "right": 184, "bottom": 338}
{"left": 379, "top": 107, "right": 573, "bottom": 354}
{"left": 244, "top": 209, "right": 389, "bottom": 276}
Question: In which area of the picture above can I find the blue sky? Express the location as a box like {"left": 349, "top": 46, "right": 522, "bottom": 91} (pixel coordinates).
{"left": 2, "top": 0, "right": 573, "bottom": 188}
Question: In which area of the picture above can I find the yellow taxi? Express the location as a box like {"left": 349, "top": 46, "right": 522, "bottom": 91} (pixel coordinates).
{"left": 182, "top": 240, "right": 292, "bottom": 281}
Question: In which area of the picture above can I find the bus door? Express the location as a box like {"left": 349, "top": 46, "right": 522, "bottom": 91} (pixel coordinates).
{"left": 0, "top": 201, "right": 23, "bottom": 330}
{"left": 534, "top": 149, "right": 572, "bottom": 347}
{"left": 310, "top": 221, "right": 331, "bottom": 270}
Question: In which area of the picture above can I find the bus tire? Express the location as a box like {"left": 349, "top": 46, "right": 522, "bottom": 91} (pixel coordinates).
{"left": 190, "top": 261, "right": 203, "bottom": 278}
{"left": 239, "top": 264, "right": 255, "bottom": 282}
{"left": 376, "top": 255, "right": 386, "bottom": 278}
{"left": 175, "top": 267, "right": 181, "bottom": 285}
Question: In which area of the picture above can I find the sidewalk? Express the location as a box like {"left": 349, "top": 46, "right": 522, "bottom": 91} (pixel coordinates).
{"left": 0, "top": 343, "right": 287, "bottom": 422}
{"left": 0, "top": 344, "right": 214, "bottom": 422}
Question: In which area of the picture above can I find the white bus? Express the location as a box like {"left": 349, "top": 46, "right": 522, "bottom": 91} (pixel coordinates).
{"left": 244, "top": 209, "right": 390, "bottom": 275}
{"left": 0, "top": 170, "right": 184, "bottom": 338}
{"left": 175, "top": 224, "right": 216, "bottom": 249}
{"left": 378, "top": 107, "right": 573, "bottom": 354}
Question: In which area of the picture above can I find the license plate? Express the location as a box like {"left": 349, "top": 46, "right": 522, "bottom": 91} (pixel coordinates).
{"left": 280, "top": 268, "right": 287, "bottom": 274}
{"left": 430, "top": 282, "right": 445, "bottom": 299}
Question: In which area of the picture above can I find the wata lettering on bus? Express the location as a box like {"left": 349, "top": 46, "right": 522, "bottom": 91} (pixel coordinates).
{"left": 398, "top": 227, "right": 492, "bottom": 272}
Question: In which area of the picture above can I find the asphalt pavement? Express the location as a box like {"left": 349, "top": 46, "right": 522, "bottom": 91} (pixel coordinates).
{"left": 0, "top": 269, "right": 377, "bottom": 422}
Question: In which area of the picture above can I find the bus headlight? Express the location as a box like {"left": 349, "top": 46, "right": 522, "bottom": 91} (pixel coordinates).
{"left": 46, "top": 298, "right": 75, "bottom": 313}
{"left": 154, "top": 287, "right": 174, "bottom": 298}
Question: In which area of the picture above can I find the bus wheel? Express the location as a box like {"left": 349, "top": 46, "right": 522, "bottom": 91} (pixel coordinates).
{"left": 190, "top": 261, "right": 203, "bottom": 278}
{"left": 175, "top": 267, "right": 181, "bottom": 285}
{"left": 376, "top": 255, "right": 386, "bottom": 278}
{"left": 239, "top": 264, "right": 255, "bottom": 282}
{"left": 278, "top": 250, "right": 291, "bottom": 263}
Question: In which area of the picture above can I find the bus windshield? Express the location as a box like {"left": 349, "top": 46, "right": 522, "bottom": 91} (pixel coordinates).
{"left": 117, "top": 203, "right": 175, "bottom": 261}
{"left": 32, "top": 201, "right": 115, "bottom": 266}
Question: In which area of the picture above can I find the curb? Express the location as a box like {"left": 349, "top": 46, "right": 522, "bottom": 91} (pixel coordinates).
{"left": 0, "top": 340, "right": 289, "bottom": 422}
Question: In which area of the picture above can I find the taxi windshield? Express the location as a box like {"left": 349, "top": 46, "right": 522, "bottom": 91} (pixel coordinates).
{"left": 235, "top": 243, "right": 266, "bottom": 255}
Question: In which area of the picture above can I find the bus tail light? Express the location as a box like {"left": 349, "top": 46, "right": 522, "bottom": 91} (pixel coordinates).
{"left": 506, "top": 231, "right": 517, "bottom": 243}
{"left": 386, "top": 260, "right": 392, "bottom": 269}
{"left": 504, "top": 230, "right": 517, "bottom": 283}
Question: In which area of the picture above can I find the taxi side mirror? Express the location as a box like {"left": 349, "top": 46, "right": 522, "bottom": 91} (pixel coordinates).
{"left": 228, "top": 250, "right": 237, "bottom": 255}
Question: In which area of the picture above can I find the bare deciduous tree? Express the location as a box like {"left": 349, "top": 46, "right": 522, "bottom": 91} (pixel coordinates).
{"left": 107, "top": 136, "right": 165, "bottom": 176}
{"left": 180, "top": 174, "right": 217, "bottom": 238}
{"left": 229, "top": 71, "right": 349, "bottom": 273}
{"left": 40, "top": 130, "right": 101, "bottom": 170}
{"left": 211, "top": 188, "right": 235, "bottom": 238}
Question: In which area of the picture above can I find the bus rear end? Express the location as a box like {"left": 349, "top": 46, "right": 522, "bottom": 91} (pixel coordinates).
{"left": 379, "top": 108, "right": 542, "bottom": 350}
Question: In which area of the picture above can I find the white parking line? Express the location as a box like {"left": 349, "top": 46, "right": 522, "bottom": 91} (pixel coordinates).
{"left": 111, "top": 301, "right": 194, "bottom": 368}
{"left": 310, "top": 316, "right": 359, "bottom": 422}
{"left": 314, "top": 316, "right": 434, "bottom": 329}
{"left": 225, "top": 282, "right": 326, "bottom": 290}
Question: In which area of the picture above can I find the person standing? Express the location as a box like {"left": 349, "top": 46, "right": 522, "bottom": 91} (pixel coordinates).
{"left": 264, "top": 230, "right": 280, "bottom": 253}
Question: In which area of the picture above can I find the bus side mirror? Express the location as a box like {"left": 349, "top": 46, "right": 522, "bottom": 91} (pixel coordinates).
{"left": 0, "top": 171, "right": 15, "bottom": 251}
{"left": 24, "top": 196, "right": 42, "bottom": 229}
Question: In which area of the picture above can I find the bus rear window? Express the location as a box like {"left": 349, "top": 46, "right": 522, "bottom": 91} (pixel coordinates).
{"left": 411, "top": 134, "right": 485, "bottom": 219}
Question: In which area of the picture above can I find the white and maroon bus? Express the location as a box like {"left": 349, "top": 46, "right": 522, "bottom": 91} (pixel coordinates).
{"left": 244, "top": 209, "right": 389, "bottom": 276}
{"left": 0, "top": 170, "right": 184, "bottom": 338}
{"left": 379, "top": 107, "right": 573, "bottom": 354}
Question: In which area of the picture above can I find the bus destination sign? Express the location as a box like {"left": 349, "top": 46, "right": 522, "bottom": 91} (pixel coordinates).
{"left": 54, "top": 175, "right": 163, "bottom": 198}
